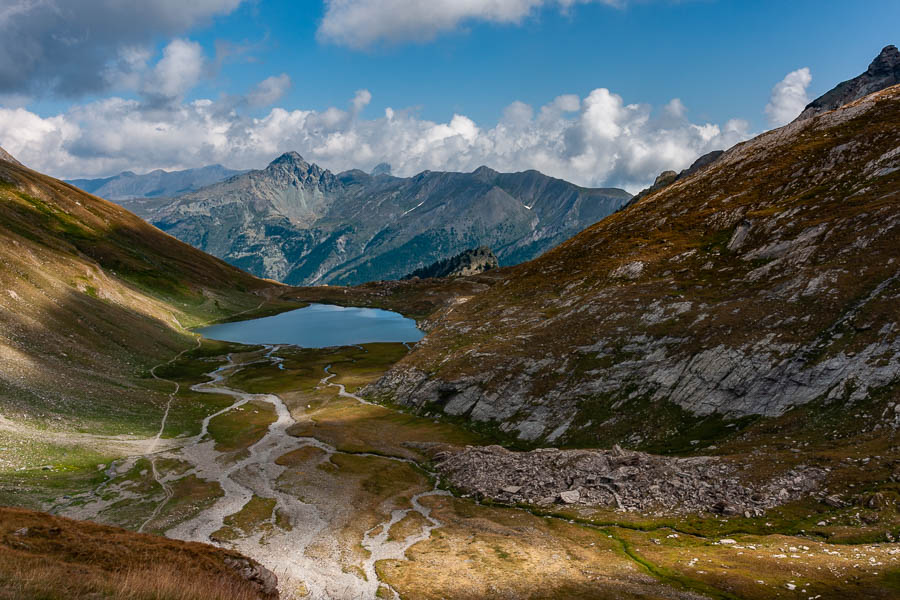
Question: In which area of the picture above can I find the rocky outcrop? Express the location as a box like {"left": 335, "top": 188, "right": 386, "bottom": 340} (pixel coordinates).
{"left": 436, "top": 444, "right": 825, "bottom": 515}
{"left": 626, "top": 150, "right": 724, "bottom": 206}
{"left": 224, "top": 556, "right": 279, "bottom": 600}
{"left": 403, "top": 246, "right": 499, "bottom": 279}
{"left": 796, "top": 44, "right": 900, "bottom": 121}
{"left": 368, "top": 78, "right": 900, "bottom": 448}
{"left": 141, "top": 155, "right": 630, "bottom": 286}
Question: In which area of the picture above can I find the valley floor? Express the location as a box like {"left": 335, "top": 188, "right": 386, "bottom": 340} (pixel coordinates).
{"left": 2, "top": 339, "right": 899, "bottom": 599}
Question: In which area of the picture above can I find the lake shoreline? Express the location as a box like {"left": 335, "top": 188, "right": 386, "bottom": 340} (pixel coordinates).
{"left": 195, "top": 303, "right": 424, "bottom": 348}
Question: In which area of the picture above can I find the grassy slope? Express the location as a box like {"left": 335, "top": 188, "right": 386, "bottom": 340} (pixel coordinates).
{"left": 0, "top": 506, "right": 273, "bottom": 600}
{"left": 0, "top": 157, "right": 296, "bottom": 438}
{"left": 376, "top": 85, "right": 900, "bottom": 445}
{"left": 0, "top": 161, "right": 302, "bottom": 507}
{"left": 0, "top": 157, "right": 300, "bottom": 589}
{"left": 349, "top": 87, "right": 900, "bottom": 538}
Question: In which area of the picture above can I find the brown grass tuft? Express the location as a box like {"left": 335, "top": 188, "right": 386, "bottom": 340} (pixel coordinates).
{"left": 0, "top": 506, "right": 274, "bottom": 600}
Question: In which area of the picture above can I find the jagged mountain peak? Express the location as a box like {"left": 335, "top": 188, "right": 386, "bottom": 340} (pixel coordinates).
{"left": 270, "top": 150, "right": 306, "bottom": 165}
{"left": 868, "top": 44, "right": 900, "bottom": 76}
{"left": 264, "top": 151, "right": 336, "bottom": 182}
{"left": 795, "top": 43, "right": 900, "bottom": 121}
{"left": 146, "top": 161, "right": 630, "bottom": 285}
{"left": 267, "top": 151, "right": 317, "bottom": 173}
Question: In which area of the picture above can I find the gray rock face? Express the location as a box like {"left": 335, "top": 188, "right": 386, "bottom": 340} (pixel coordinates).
{"left": 436, "top": 444, "right": 825, "bottom": 515}
{"left": 652, "top": 170, "right": 678, "bottom": 188}
{"left": 795, "top": 45, "right": 900, "bottom": 121}
{"left": 66, "top": 164, "right": 246, "bottom": 201}
{"left": 144, "top": 155, "right": 631, "bottom": 286}
{"left": 403, "top": 246, "right": 499, "bottom": 279}
{"left": 223, "top": 556, "right": 279, "bottom": 599}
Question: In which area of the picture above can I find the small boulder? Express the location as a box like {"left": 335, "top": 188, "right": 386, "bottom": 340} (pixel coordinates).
{"left": 824, "top": 494, "right": 846, "bottom": 508}
{"left": 559, "top": 490, "right": 581, "bottom": 504}
{"left": 712, "top": 501, "right": 740, "bottom": 516}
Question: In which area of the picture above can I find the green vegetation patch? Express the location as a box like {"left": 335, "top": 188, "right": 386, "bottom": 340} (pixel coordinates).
{"left": 207, "top": 400, "right": 276, "bottom": 453}
{"left": 213, "top": 495, "right": 277, "bottom": 541}
{"left": 0, "top": 430, "right": 113, "bottom": 509}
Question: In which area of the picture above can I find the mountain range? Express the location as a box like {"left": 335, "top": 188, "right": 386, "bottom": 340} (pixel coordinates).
{"left": 109, "top": 156, "right": 631, "bottom": 286}
{"left": 66, "top": 164, "right": 246, "bottom": 201}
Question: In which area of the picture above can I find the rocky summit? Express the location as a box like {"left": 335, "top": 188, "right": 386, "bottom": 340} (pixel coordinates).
{"left": 368, "top": 82, "right": 900, "bottom": 448}
{"left": 796, "top": 44, "right": 900, "bottom": 121}
{"left": 131, "top": 156, "right": 630, "bottom": 286}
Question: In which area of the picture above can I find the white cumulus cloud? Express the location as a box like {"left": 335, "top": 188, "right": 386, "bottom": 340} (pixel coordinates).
{"left": 765, "top": 67, "right": 811, "bottom": 126}
{"left": 247, "top": 73, "right": 292, "bottom": 107}
{"left": 0, "top": 85, "right": 750, "bottom": 193}
{"left": 142, "top": 39, "right": 207, "bottom": 102}
{"left": 318, "top": 0, "right": 620, "bottom": 48}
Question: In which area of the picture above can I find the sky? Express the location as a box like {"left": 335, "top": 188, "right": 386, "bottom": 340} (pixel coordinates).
{"left": 0, "top": 0, "right": 896, "bottom": 192}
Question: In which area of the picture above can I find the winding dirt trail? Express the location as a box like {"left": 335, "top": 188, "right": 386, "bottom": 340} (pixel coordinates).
{"left": 146, "top": 337, "right": 202, "bottom": 454}
{"left": 137, "top": 337, "right": 202, "bottom": 532}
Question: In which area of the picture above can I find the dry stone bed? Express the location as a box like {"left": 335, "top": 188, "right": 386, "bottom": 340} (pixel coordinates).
{"left": 435, "top": 444, "right": 826, "bottom": 516}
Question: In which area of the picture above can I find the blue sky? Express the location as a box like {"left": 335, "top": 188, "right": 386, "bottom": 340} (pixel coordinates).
{"left": 186, "top": 0, "right": 897, "bottom": 128}
{"left": 1, "top": 0, "right": 896, "bottom": 190}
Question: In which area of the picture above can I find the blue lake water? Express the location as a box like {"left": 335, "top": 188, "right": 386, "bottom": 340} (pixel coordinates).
{"left": 196, "top": 303, "right": 424, "bottom": 347}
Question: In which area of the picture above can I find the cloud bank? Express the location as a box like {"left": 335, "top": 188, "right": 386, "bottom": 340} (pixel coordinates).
{"left": 318, "top": 0, "right": 620, "bottom": 48}
{"left": 0, "top": 0, "right": 242, "bottom": 96}
{"left": 2, "top": 31, "right": 816, "bottom": 194}
{"left": 765, "top": 67, "right": 811, "bottom": 126}
{"left": 0, "top": 81, "right": 749, "bottom": 193}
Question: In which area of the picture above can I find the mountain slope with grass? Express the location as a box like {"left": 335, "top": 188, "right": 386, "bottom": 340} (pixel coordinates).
{"left": 0, "top": 506, "right": 277, "bottom": 600}
{"left": 0, "top": 149, "right": 300, "bottom": 598}
{"left": 369, "top": 81, "right": 900, "bottom": 451}
{"left": 138, "top": 154, "right": 630, "bottom": 285}
{"left": 0, "top": 150, "right": 294, "bottom": 495}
